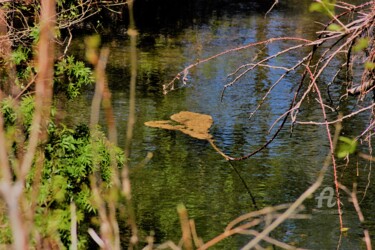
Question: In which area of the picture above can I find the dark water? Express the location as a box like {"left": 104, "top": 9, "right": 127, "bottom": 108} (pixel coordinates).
{"left": 66, "top": 1, "right": 375, "bottom": 249}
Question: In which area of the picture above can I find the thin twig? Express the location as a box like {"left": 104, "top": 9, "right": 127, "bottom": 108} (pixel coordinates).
{"left": 241, "top": 117, "right": 342, "bottom": 249}
{"left": 305, "top": 64, "right": 343, "bottom": 229}
{"left": 122, "top": 0, "right": 139, "bottom": 246}
{"left": 163, "top": 37, "right": 312, "bottom": 94}
{"left": 339, "top": 183, "right": 372, "bottom": 250}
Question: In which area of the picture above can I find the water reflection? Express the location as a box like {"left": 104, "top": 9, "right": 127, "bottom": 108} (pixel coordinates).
{"left": 66, "top": 1, "right": 374, "bottom": 248}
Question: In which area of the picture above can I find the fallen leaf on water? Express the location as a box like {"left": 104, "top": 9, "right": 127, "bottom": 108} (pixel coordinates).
{"left": 144, "top": 111, "right": 213, "bottom": 140}
{"left": 144, "top": 120, "right": 184, "bottom": 131}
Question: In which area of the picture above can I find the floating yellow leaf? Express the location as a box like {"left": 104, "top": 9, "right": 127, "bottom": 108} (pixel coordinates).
{"left": 145, "top": 111, "right": 213, "bottom": 140}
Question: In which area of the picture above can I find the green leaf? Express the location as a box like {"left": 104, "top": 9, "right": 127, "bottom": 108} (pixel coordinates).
{"left": 337, "top": 136, "right": 357, "bottom": 158}
{"left": 309, "top": 2, "right": 323, "bottom": 12}
{"left": 30, "top": 25, "right": 40, "bottom": 43}
{"left": 309, "top": 0, "right": 336, "bottom": 15}
{"left": 327, "top": 23, "right": 342, "bottom": 32}
{"left": 353, "top": 37, "right": 369, "bottom": 52}
{"left": 365, "top": 61, "right": 375, "bottom": 70}
{"left": 11, "top": 46, "right": 30, "bottom": 65}
{"left": 54, "top": 55, "right": 94, "bottom": 99}
{"left": 340, "top": 227, "right": 350, "bottom": 232}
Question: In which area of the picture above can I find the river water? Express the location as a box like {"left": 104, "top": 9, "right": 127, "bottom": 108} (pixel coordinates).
{"left": 66, "top": 0, "right": 374, "bottom": 249}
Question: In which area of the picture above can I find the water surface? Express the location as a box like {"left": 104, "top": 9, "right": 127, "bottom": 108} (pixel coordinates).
{"left": 66, "top": 1, "right": 374, "bottom": 248}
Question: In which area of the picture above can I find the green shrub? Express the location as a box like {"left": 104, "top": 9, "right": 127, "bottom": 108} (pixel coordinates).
{"left": 0, "top": 96, "right": 125, "bottom": 248}
{"left": 54, "top": 55, "right": 94, "bottom": 99}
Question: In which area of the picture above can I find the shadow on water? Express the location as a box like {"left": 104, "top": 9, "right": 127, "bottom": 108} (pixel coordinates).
{"left": 65, "top": 0, "right": 375, "bottom": 248}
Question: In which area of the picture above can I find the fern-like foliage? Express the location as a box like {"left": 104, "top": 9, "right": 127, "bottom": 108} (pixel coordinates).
{"left": 0, "top": 96, "right": 125, "bottom": 248}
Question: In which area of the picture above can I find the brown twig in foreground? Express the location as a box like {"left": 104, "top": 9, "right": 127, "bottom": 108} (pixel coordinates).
{"left": 0, "top": 0, "right": 56, "bottom": 248}
{"left": 339, "top": 183, "right": 372, "bottom": 250}
{"left": 122, "top": 0, "right": 139, "bottom": 247}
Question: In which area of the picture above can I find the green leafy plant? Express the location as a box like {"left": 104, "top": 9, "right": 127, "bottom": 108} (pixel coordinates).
{"left": 55, "top": 55, "right": 94, "bottom": 99}
{"left": 38, "top": 123, "right": 124, "bottom": 247}
{"left": 10, "top": 36, "right": 93, "bottom": 99}
{"left": 11, "top": 46, "right": 30, "bottom": 65}
{"left": 0, "top": 96, "right": 125, "bottom": 248}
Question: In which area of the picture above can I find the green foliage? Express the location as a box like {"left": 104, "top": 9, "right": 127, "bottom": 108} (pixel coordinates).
{"left": 43, "top": 123, "right": 124, "bottom": 209}
{"left": 3, "top": 1, "right": 95, "bottom": 98}
{"left": 29, "top": 25, "right": 40, "bottom": 43}
{"left": 327, "top": 23, "right": 342, "bottom": 32}
{"left": 9, "top": 29, "right": 92, "bottom": 99}
{"left": 0, "top": 98, "right": 17, "bottom": 126}
{"left": 337, "top": 136, "right": 357, "bottom": 158}
{"left": 0, "top": 207, "right": 12, "bottom": 245}
{"left": 57, "top": 0, "right": 97, "bottom": 22}
{"left": 1, "top": 1, "right": 119, "bottom": 248}
{"left": 19, "top": 95, "right": 36, "bottom": 131}
{"left": 0, "top": 96, "right": 125, "bottom": 248}
{"left": 0, "top": 95, "right": 36, "bottom": 137}
{"left": 365, "top": 61, "right": 375, "bottom": 70}
{"left": 353, "top": 37, "right": 370, "bottom": 52}
{"left": 10, "top": 45, "right": 34, "bottom": 87}
{"left": 38, "top": 123, "right": 124, "bottom": 246}
{"left": 11, "top": 52, "right": 93, "bottom": 99}
{"left": 309, "top": 0, "right": 336, "bottom": 16}
{"left": 11, "top": 46, "right": 30, "bottom": 65}
{"left": 55, "top": 55, "right": 94, "bottom": 99}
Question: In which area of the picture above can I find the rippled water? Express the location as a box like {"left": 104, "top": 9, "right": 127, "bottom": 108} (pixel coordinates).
{"left": 66, "top": 1, "right": 374, "bottom": 248}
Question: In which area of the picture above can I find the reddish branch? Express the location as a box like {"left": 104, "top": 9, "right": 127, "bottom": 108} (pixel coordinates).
{"left": 166, "top": 1, "right": 375, "bottom": 162}
{"left": 163, "top": 2, "right": 374, "bottom": 244}
{"left": 305, "top": 64, "right": 344, "bottom": 229}
{"left": 163, "top": 37, "right": 312, "bottom": 94}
